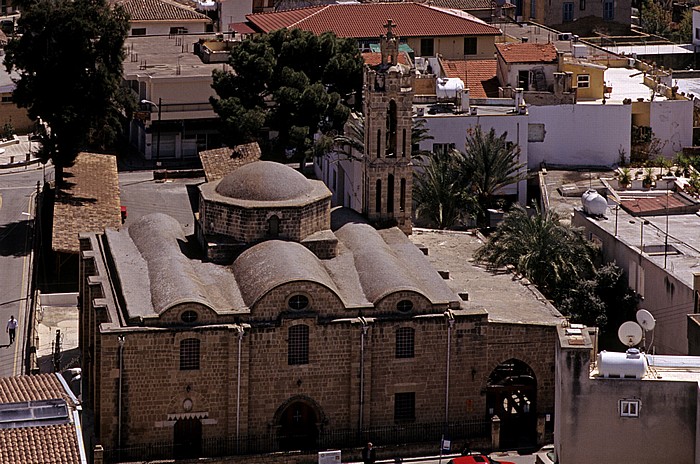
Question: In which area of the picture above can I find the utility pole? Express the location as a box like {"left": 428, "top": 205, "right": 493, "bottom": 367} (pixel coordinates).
{"left": 52, "top": 329, "right": 61, "bottom": 372}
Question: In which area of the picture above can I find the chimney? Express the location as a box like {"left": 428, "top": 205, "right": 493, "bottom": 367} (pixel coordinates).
{"left": 460, "top": 88, "right": 470, "bottom": 113}
{"left": 514, "top": 87, "right": 525, "bottom": 113}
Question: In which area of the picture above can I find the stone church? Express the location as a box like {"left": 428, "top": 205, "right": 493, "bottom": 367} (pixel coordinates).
{"left": 79, "top": 25, "right": 562, "bottom": 461}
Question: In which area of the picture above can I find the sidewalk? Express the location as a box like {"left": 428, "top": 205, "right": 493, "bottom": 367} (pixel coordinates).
{"left": 0, "top": 135, "right": 42, "bottom": 169}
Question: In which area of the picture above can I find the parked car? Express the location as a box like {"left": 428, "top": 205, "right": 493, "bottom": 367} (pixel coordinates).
{"left": 448, "top": 455, "right": 516, "bottom": 464}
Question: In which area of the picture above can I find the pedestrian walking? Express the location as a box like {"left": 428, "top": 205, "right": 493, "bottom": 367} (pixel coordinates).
{"left": 6, "top": 315, "right": 17, "bottom": 345}
{"left": 362, "top": 442, "right": 376, "bottom": 464}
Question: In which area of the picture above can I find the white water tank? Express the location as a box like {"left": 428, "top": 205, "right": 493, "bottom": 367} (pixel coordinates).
{"left": 436, "top": 78, "right": 464, "bottom": 99}
{"left": 582, "top": 189, "right": 607, "bottom": 216}
{"left": 598, "top": 349, "right": 647, "bottom": 379}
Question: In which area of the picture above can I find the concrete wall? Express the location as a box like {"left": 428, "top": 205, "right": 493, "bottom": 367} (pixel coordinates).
{"left": 129, "top": 20, "right": 209, "bottom": 36}
{"left": 419, "top": 112, "right": 529, "bottom": 204}
{"left": 527, "top": 103, "right": 631, "bottom": 167}
{"left": 649, "top": 99, "right": 694, "bottom": 157}
{"left": 405, "top": 36, "right": 496, "bottom": 60}
{"left": 556, "top": 339, "right": 698, "bottom": 464}
{"left": 501, "top": 63, "right": 558, "bottom": 91}
{"left": 560, "top": 62, "right": 606, "bottom": 101}
{"left": 0, "top": 99, "right": 34, "bottom": 134}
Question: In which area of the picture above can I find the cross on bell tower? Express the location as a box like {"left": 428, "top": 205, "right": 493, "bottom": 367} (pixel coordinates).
{"left": 361, "top": 20, "right": 415, "bottom": 234}
{"left": 380, "top": 19, "right": 399, "bottom": 66}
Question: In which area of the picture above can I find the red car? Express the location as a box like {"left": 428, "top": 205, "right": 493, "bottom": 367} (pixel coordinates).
{"left": 448, "top": 455, "right": 516, "bottom": 464}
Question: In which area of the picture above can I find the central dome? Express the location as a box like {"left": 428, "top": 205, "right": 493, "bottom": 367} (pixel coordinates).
{"left": 216, "top": 161, "right": 314, "bottom": 201}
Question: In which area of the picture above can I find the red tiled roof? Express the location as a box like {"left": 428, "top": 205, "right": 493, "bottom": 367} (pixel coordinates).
{"left": 424, "top": 0, "right": 496, "bottom": 10}
{"left": 52, "top": 153, "right": 122, "bottom": 255}
{"left": 0, "top": 424, "right": 82, "bottom": 464}
{"left": 0, "top": 374, "right": 73, "bottom": 404}
{"left": 199, "top": 142, "right": 262, "bottom": 182}
{"left": 442, "top": 59, "right": 498, "bottom": 98}
{"left": 495, "top": 42, "right": 558, "bottom": 63}
{"left": 246, "top": 3, "right": 502, "bottom": 38}
{"left": 114, "top": 0, "right": 210, "bottom": 21}
{"left": 362, "top": 51, "right": 411, "bottom": 66}
{"left": 229, "top": 22, "right": 256, "bottom": 34}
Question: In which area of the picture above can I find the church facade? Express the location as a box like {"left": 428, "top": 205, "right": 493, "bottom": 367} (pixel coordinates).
{"left": 78, "top": 26, "right": 562, "bottom": 461}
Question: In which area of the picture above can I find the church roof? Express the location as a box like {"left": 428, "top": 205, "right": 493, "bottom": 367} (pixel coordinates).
{"left": 216, "top": 161, "right": 315, "bottom": 202}
{"left": 113, "top": 0, "right": 210, "bottom": 21}
{"left": 233, "top": 240, "right": 342, "bottom": 307}
{"left": 245, "top": 3, "right": 502, "bottom": 38}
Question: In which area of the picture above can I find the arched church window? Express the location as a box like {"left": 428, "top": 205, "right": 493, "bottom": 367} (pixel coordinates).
{"left": 268, "top": 215, "right": 280, "bottom": 237}
{"left": 376, "top": 129, "right": 381, "bottom": 158}
{"left": 400, "top": 178, "right": 406, "bottom": 212}
{"left": 402, "top": 128, "right": 407, "bottom": 158}
{"left": 386, "top": 100, "right": 397, "bottom": 157}
{"left": 387, "top": 174, "right": 394, "bottom": 213}
{"left": 375, "top": 179, "right": 382, "bottom": 213}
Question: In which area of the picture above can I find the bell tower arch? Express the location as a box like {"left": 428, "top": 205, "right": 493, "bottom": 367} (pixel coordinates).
{"left": 362, "top": 19, "right": 414, "bottom": 234}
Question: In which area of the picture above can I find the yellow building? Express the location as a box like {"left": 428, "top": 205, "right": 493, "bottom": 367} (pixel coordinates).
{"left": 561, "top": 60, "right": 607, "bottom": 101}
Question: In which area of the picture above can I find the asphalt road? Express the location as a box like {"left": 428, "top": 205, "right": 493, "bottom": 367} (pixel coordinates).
{"left": 0, "top": 166, "right": 45, "bottom": 376}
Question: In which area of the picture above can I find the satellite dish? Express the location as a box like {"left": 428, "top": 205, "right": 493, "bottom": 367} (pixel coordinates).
{"left": 636, "top": 309, "right": 656, "bottom": 331}
{"left": 618, "top": 321, "right": 643, "bottom": 347}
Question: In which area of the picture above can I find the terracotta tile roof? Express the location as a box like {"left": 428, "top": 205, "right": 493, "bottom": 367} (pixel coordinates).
{"left": 113, "top": 0, "right": 210, "bottom": 21}
{"left": 0, "top": 375, "right": 82, "bottom": 463}
{"left": 422, "top": 0, "right": 496, "bottom": 10}
{"left": 52, "top": 153, "right": 122, "bottom": 255}
{"left": 0, "top": 374, "right": 74, "bottom": 404}
{"left": 228, "top": 22, "right": 256, "bottom": 34}
{"left": 246, "top": 3, "right": 502, "bottom": 38}
{"left": 0, "top": 423, "right": 82, "bottom": 464}
{"left": 495, "top": 42, "right": 558, "bottom": 63}
{"left": 362, "top": 51, "right": 411, "bottom": 66}
{"left": 199, "top": 142, "right": 262, "bottom": 182}
{"left": 442, "top": 59, "right": 499, "bottom": 98}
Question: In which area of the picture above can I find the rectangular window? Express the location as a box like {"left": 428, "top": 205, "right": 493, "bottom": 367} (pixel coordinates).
{"left": 579, "top": 0, "right": 585, "bottom": 9}
{"left": 394, "top": 392, "right": 416, "bottom": 422}
{"left": 432, "top": 143, "right": 455, "bottom": 156}
{"left": 530, "top": 0, "right": 536, "bottom": 18}
{"left": 288, "top": 325, "right": 309, "bottom": 365}
{"left": 620, "top": 399, "right": 640, "bottom": 417}
{"left": 396, "top": 327, "right": 415, "bottom": 358}
{"left": 170, "top": 26, "right": 188, "bottom": 34}
{"left": 179, "top": 339, "right": 200, "bottom": 370}
{"left": 131, "top": 27, "right": 147, "bottom": 36}
{"left": 696, "top": 28, "right": 700, "bottom": 40}
{"left": 603, "top": 1, "right": 614, "bottom": 20}
{"left": 464, "top": 37, "right": 477, "bottom": 55}
{"left": 1, "top": 95, "right": 12, "bottom": 103}
{"left": 420, "top": 38, "right": 434, "bottom": 57}
{"left": 563, "top": 2, "right": 574, "bottom": 22}
{"left": 577, "top": 74, "right": 590, "bottom": 88}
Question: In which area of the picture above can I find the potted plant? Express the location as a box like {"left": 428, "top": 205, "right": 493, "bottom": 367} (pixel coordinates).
{"left": 642, "top": 168, "right": 654, "bottom": 189}
{"left": 619, "top": 167, "right": 632, "bottom": 189}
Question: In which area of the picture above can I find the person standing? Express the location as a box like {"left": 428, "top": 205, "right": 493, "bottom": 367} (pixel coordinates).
{"left": 362, "top": 442, "right": 376, "bottom": 464}
{"left": 6, "top": 315, "right": 17, "bottom": 345}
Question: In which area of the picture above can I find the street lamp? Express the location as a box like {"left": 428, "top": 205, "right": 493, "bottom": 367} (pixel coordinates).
{"left": 140, "top": 98, "right": 162, "bottom": 164}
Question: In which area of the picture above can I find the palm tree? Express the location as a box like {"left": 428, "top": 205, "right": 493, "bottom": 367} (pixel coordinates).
{"left": 474, "top": 204, "right": 596, "bottom": 299}
{"left": 413, "top": 150, "right": 468, "bottom": 229}
{"left": 457, "top": 126, "right": 524, "bottom": 227}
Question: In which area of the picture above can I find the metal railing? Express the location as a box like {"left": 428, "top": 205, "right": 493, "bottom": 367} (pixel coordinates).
{"left": 103, "top": 419, "right": 489, "bottom": 462}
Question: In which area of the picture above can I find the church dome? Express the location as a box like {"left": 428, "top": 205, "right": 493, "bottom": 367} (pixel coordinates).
{"left": 216, "top": 161, "right": 314, "bottom": 201}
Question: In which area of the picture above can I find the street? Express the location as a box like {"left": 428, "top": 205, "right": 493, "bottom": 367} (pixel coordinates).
{"left": 0, "top": 166, "right": 45, "bottom": 376}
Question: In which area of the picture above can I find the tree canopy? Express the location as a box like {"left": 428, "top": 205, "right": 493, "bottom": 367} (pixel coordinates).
{"left": 412, "top": 125, "right": 523, "bottom": 228}
{"left": 4, "top": 0, "right": 132, "bottom": 177}
{"left": 211, "top": 28, "right": 364, "bottom": 164}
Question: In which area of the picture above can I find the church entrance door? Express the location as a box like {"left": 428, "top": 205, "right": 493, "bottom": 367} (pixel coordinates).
{"left": 486, "top": 359, "right": 537, "bottom": 450}
{"left": 279, "top": 401, "right": 318, "bottom": 451}
{"left": 173, "top": 418, "right": 202, "bottom": 459}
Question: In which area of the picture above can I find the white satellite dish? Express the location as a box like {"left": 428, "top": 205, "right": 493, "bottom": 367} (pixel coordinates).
{"left": 636, "top": 309, "right": 656, "bottom": 331}
{"left": 618, "top": 321, "right": 643, "bottom": 347}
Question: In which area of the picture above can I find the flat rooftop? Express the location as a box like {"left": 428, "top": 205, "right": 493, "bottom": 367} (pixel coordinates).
{"left": 574, "top": 196, "right": 700, "bottom": 291}
{"left": 410, "top": 228, "right": 563, "bottom": 326}
{"left": 604, "top": 43, "right": 695, "bottom": 56}
{"left": 675, "top": 78, "right": 700, "bottom": 98}
{"left": 124, "top": 34, "right": 224, "bottom": 79}
{"left": 604, "top": 67, "right": 667, "bottom": 102}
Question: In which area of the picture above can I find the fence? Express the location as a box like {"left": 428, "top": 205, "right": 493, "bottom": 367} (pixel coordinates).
{"left": 103, "top": 419, "right": 490, "bottom": 463}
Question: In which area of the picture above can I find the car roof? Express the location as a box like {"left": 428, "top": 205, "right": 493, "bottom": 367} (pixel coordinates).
{"left": 450, "top": 456, "right": 490, "bottom": 464}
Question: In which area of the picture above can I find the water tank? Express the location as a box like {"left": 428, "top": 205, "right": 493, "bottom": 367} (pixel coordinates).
{"left": 436, "top": 78, "right": 464, "bottom": 100}
{"left": 581, "top": 189, "right": 607, "bottom": 216}
{"left": 598, "top": 349, "right": 647, "bottom": 379}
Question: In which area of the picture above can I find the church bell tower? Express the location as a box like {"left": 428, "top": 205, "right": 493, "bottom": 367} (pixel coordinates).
{"left": 362, "top": 19, "right": 415, "bottom": 235}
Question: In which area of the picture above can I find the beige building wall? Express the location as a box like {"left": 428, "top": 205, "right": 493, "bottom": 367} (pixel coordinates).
{"left": 561, "top": 62, "right": 605, "bottom": 100}
{"left": 0, "top": 98, "right": 34, "bottom": 134}
{"left": 405, "top": 36, "right": 496, "bottom": 60}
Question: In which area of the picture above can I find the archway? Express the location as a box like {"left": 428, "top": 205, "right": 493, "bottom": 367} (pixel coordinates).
{"left": 278, "top": 400, "right": 319, "bottom": 451}
{"left": 486, "top": 359, "right": 537, "bottom": 450}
